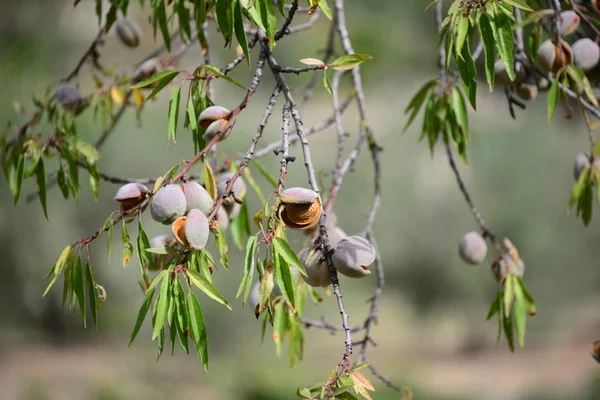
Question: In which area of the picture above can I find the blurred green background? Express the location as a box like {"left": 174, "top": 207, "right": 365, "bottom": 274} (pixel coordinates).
{"left": 2, "top": 1, "right": 600, "bottom": 399}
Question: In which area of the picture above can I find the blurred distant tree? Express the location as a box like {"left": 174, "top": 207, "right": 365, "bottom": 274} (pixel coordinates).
{"left": 5, "top": 0, "right": 600, "bottom": 398}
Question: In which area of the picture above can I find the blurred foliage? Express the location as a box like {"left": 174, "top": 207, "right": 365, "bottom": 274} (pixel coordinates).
{"left": 1, "top": 0, "right": 600, "bottom": 399}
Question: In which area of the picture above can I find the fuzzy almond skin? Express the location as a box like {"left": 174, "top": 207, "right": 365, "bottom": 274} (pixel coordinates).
{"left": 558, "top": 10, "right": 580, "bottom": 36}
{"left": 150, "top": 184, "right": 187, "bottom": 224}
{"left": 217, "top": 172, "right": 247, "bottom": 206}
{"left": 458, "top": 231, "right": 488, "bottom": 265}
{"left": 114, "top": 182, "right": 150, "bottom": 211}
{"left": 573, "top": 38, "right": 600, "bottom": 72}
{"left": 203, "top": 119, "right": 233, "bottom": 142}
{"left": 198, "top": 106, "right": 230, "bottom": 127}
{"left": 300, "top": 248, "right": 331, "bottom": 287}
{"left": 332, "top": 236, "right": 376, "bottom": 278}
{"left": 280, "top": 187, "right": 319, "bottom": 205}
{"left": 574, "top": 152, "right": 591, "bottom": 181}
{"left": 535, "top": 40, "right": 572, "bottom": 75}
{"left": 116, "top": 17, "right": 142, "bottom": 47}
{"left": 216, "top": 206, "right": 230, "bottom": 231}
{"left": 182, "top": 181, "right": 214, "bottom": 214}
{"left": 184, "top": 209, "right": 210, "bottom": 250}
{"left": 56, "top": 83, "right": 84, "bottom": 111}
{"left": 132, "top": 58, "right": 161, "bottom": 84}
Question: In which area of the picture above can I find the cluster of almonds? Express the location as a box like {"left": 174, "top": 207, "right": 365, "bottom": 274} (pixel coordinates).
{"left": 458, "top": 231, "right": 525, "bottom": 282}
{"left": 249, "top": 188, "right": 377, "bottom": 311}
{"left": 113, "top": 172, "right": 246, "bottom": 267}
{"left": 495, "top": 10, "right": 600, "bottom": 101}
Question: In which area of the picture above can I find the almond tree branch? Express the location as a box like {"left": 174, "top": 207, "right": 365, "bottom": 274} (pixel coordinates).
{"left": 263, "top": 39, "right": 354, "bottom": 385}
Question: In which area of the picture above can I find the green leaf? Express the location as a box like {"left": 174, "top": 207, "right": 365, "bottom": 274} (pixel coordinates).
{"left": 547, "top": 76, "right": 560, "bottom": 125}
{"left": 273, "top": 238, "right": 306, "bottom": 276}
{"left": 323, "top": 71, "right": 332, "bottom": 95}
{"left": 131, "top": 68, "right": 179, "bottom": 91}
{"left": 317, "top": 0, "right": 333, "bottom": 19}
{"left": 186, "top": 269, "right": 231, "bottom": 310}
{"left": 233, "top": 0, "right": 251, "bottom": 67}
{"left": 478, "top": 13, "right": 496, "bottom": 90}
{"left": 259, "top": 268, "right": 275, "bottom": 308}
{"left": 203, "top": 65, "right": 246, "bottom": 89}
{"left": 501, "top": 0, "right": 533, "bottom": 11}
{"left": 75, "top": 139, "right": 99, "bottom": 163}
{"left": 174, "top": 279, "right": 189, "bottom": 354}
{"left": 88, "top": 162, "right": 99, "bottom": 202}
{"left": 329, "top": 54, "right": 374, "bottom": 71}
{"left": 136, "top": 220, "right": 153, "bottom": 279}
{"left": 44, "top": 245, "right": 73, "bottom": 296}
{"left": 230, "top": 202, "right": 251, "bottom": 250}
{"left": 237, "top": 235, "right": 257, "bottom": 302}
{"left": 35, "top": 159, "right": 48, "bottom": 220}
{"left": 455, "top": 15, "right": 469, "bottom": 55}
{"left": 121, "top": 221, "right": 133, "bottom": 267}
{"left": 486, "top": 293, "right": 500, "bottom": 320}
{"left": 147, "top": 269, "right": 169, "bottom": 293}
{"left": 57, "top": 165, "right": 69, "bottom": 199}
{"left": 503, "top": 275, "right": 515, "bottom": 318}
{"left": 451, "top": 87, "right": 469, "bottom": 140}
{"left": 152, "top": 272, "right": 171, "bottom": 341}
{"left": 168, "top": 85, "right": 182, "bottom": 144}
{"left": 216, "top": 0, "right": 232, "bottom": 44}
{"left": 274, "top": 253, "right": 296, "bottom": 310}
{"left": 503, "top": 310, "right": 515, "bottom": 352}
{"left": 9, "top": 153, "right": 24, "bottom": 204}
{"left": 513, "top": 279, "right": 528, "bottom": 348}
{"left": 188, "top": 290, "right": 209, "bottom": 370}
{"left": 493, "top": 3, "right": 515, "bottom": 81}
{"left": 72, "top": 255, "right": 86, "bottom": 325}
{"left": 251, "top": 159, "right": 278, "bottom": 188}
{"left": 129, "top": 286, "right": 156, "bottom": 346}
{"left": 155, "top": 0, "right": 171, "bottom": 51}
{"left": 273, "top": 301, "right": 285, "bottom": 357}
{"left": 567, "top": 65, "right": 599, "bottom": 108}
{"left": 214, "top": 225, "right": 229, "bottom": 269}
{"left": 456, "top": 40, "right": 477, "bottom": 109}
{"left": 85, "top": 262, "right": 97, "bottom": 329}
{"left": 404, "top": 80, "right": 436, "bottom": 132}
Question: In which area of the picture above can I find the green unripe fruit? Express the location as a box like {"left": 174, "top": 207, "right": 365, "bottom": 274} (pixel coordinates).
{"left": 115, "top": 17, "right": 142, "bottom": 48}
{"left": 172, "top": 209, "right": 210, "bottom": 250}
{"left": 332, "top": 236, "right": 376, "bottom": 278}
{"left": 458, "top": 231, "right": 487, "bottom": 265}
{"left": 574, "top": 152, "right": 591, "bottom": 181}
{"left": 300, "top": 248, "right": 331, "bottom": 287}
{"left": 557, "top": 11, "right": 580, "bottom": 36}
{"left": 182, "top": 181, "right": 214, "bottom": 215}
{"left": 150, "top": 184, "right": 186, "bottom": 224}
{"left": 56, "top": 83, "right": 84, "bottom": 112}
{"left": 572, "top": 38, "right": 600, "bottom": 72}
